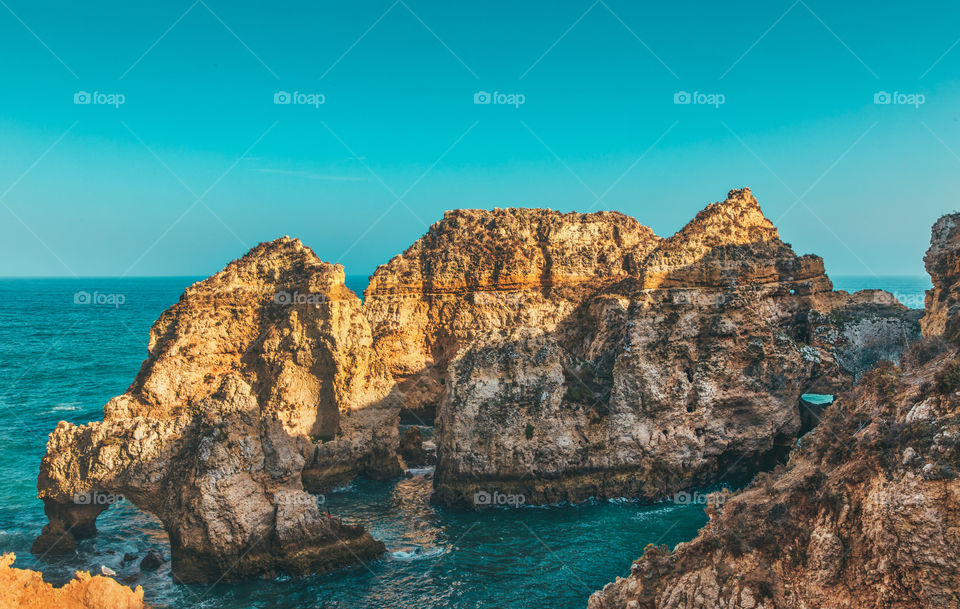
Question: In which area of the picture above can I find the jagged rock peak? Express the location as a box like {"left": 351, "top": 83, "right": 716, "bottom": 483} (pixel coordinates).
{"left": 587, "top": 212, "right": 955, "bottom": 609}
{"left": 684, "top": 187, "right": 779, "bottom": 244}
{"left": 34, "top": 236, "right": 395, "bottom": 583}
{"left": 188, "top": 236, "right": 349, "bottom": 296}
{"left": 640, "top": 187, "right": 827, "bottom": 290}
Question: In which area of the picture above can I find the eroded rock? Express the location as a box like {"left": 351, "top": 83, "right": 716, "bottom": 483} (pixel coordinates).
{"left": 34, "top": 238, "right": 394, "bottom": 583}
{"left": 399, "top": 426, "right": 427, "bottom": 467}
{"left": 587, "top": 212, "right": 960, "bottom": 609}
{"left": 404, "top": 189, "right": 920, "bottom": 505}
{"left": 363, "top": 207, "right": 662, "bottom": 423}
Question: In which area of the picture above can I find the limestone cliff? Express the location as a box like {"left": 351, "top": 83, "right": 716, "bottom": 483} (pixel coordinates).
{"left": 922, "top": 213, "right": 960, "bottom": 342}
{"left": 364, "top": 207, "right": 662, "bottom": 422}
{"left": 408, "top": 189, "right": 920, "bottom": 506}
{"left": 0, "top": 553, "right": 144, "bottom": 609}
{"left": 587, "top": 213, "right": 960, "bottom": 609}
{"left": 31, "top": 188, "right": 924, "bottom": 589}
{"left": 33, "top": 238, "right": 395, "bottom": 583}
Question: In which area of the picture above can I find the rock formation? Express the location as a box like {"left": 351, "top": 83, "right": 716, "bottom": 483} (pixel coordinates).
{"left": 367, "top": 189, "right": 919, "bottom": 506}
{"left": 34, "top": 238, "right": 395, "bottom": 583}
{"left": 587, "top": 213, "right": 960, "bottom": 609}
{"left": 32, "top": 187, "right": 924, "bottom": 588}
{"left": 922, "top": 212, "right": 960, "bottom": 342}
{"left": 363, "top": 207, "right": 662, "bottom": 423}
{"left": 0, "top": 553, "right": 145, "bottom": 609}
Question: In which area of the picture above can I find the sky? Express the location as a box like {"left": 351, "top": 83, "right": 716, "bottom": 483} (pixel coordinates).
{"left": 1, "top": 0, "right": 959, "bottom": 278}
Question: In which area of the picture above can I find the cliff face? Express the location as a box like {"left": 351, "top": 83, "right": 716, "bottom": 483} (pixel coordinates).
{"left": 31, "top": 188, "right": 924, "bottom": 588}
{"left": 588, "top": 213, "right": 960, "bottom": 609}
{"left": 364, "top": 207, "right": 662, "bottom": 422}
{"left": 419, "top": 189, "right": 920, "bottom": 506}
{"left": 33, "top": 238, "right": 395, "bottom": 583}
{"left": 0, "top": 553, "right": 144, "bottom": 609}
{"left": 923, "top": 213, "right": 960, "bottom": 341}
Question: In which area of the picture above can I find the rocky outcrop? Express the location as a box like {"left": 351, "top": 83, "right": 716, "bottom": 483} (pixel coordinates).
{"left": 588, "top": 213, "right": 960, "bottom": 609}
{"left": 637, "top": 188, "right": 829, "bottom": 291}
{"left": 810, "top": 293, "right": 923, "bottom": 378}
{"left": 414, "top": 189, "right": 919, "bottom": 506}
{"left": 34, "top": 238, "right": 395, "bottom": 583}
{"left": 364, "top": 207, "right": 662, "bottom": 423}
{"left": 31, "top": 188, "right": 925, "bottom": 587}
{"left": 0, "top": 553, "right": 145, "bottom": 609}
{"left": 923, "top": 213, "right": 960, "bottom": 342}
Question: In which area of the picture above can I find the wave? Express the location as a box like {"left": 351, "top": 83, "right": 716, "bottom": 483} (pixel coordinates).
{"left": 389, "top": 547, "right": 446, "bottom": 561}
{"left": 403, "top": 466, "right": 435, "bottom": 476}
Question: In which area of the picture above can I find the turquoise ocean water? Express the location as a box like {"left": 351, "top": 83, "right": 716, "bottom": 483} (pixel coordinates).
{"left": 0, "top": 275, "right": 929, "bottom": 608}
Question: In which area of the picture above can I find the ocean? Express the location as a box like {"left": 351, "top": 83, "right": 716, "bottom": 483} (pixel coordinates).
{"left": 0, "top": 275, "right": 929, "bottom": 608}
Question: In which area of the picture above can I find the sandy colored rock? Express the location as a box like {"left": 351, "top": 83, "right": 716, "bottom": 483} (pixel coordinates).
{"left": 922, "top": 213, "right": 960, "bottom": 342}
{"left": 364, "top": 207, "right": 662, "bottom": 422}
{"left": 0, "top": 553, "right": 144, "bottom": 609}
{"left": 30, "top": 187, "right": 926, "bottom": 589}
{"left": 34, "top": 238, "right": 394, "bottom": 583}
{"left": 407, "top": 189, "right": 920, "bottom": 506}
{"left": 639, "top": 188, "right": 830, "bottom": 291}
{"left": 587, "top": 212, "right": 960, "bottom": 609}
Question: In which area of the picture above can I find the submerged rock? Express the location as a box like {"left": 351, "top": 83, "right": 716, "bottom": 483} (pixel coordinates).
{"left": 587, "top": 212, "right": 960, "bottom": 609}
{"left": 138, "top": 551, "right": 162, "bottom": 571}
{"left": 34, "top": 238, "right": 395, "bottom": 583}
{"left": 0, "top": 553, "right": 145, "bottom": 609}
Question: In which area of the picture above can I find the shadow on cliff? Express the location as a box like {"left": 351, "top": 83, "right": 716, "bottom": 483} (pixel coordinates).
{"left": 431, "top": 242, "right": 919, "bottom": 508}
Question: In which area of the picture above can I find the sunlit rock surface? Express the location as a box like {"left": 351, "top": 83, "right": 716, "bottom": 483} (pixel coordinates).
{"left": 34, "top": 238, "right": 393, "bottom": 583}
{"left": 0, "top": 553, "right": 144, "bottom": 609}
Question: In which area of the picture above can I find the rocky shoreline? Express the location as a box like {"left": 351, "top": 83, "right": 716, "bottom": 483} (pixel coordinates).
{"left": 588, "top": 212, "right": 960, "bottom": 609}
{"left": 0, "top": 553, "right": 145, "bottom": 609}
{"left": 28, "top": 188, "right": 930, "bottom": 593}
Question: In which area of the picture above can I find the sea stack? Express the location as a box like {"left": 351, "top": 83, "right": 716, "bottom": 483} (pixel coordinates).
{"left": 33, "top": 238, "right": 396, "bottom": 583}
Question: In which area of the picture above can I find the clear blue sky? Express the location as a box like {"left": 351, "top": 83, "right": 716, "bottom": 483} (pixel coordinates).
{"left": 1, "top": 0, "right": 959, "bottom": 278}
